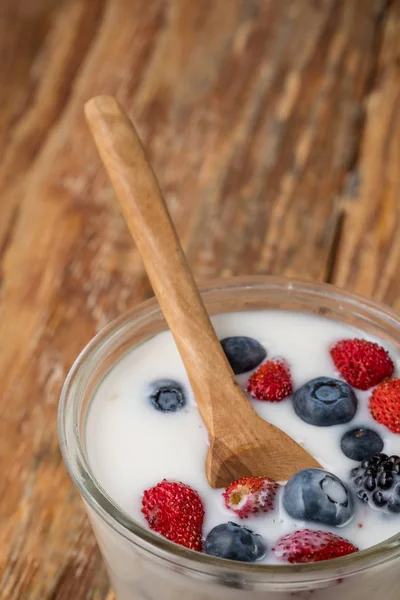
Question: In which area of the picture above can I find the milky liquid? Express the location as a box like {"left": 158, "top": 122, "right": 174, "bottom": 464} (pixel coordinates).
{"left": 85, "top": 310, "right": 400, "bottom": 563}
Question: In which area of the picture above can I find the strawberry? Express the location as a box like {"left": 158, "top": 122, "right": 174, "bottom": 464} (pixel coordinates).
{"left": 247, "top": 359, "right": 292, "bottom": 402}
{"left": 330, "top": 338, "right": 394, "bottom": 390}
{"left": 223, "top": 477, "right": 279, "bottom": 518}
{"left": 369, "top": 378, "right": 400, "bottom": 433}
{"left": 273, "top": 529, "right": 358, "bottom": 564}
{"left": 142, "top": 480, "right": 204, "bottom": 551}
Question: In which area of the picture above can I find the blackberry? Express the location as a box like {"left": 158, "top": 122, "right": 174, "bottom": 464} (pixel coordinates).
{"left": 350, "top": 453, "right": 400, "bottom": 513}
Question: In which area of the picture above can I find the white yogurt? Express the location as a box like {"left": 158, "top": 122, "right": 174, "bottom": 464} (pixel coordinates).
{"left": 85, "top": 310, "right": 400, "bottom": 563}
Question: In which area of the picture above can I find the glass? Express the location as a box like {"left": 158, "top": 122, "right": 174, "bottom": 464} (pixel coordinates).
{"left": 58, "top": 276, "right": 400, "bottom": 600}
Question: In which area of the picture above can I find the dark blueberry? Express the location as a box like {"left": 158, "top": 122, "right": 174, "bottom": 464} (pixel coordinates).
{"left": 283, "top": 469, "right": 354, "bottom": 527}
{"left": 204, "top": 523, "right": 267, "bottom": 562}
{"left": 220, "top": 336, "right": 266, "bottom": 374}
{"left": 350, "top": 453, "right": 400, "bottom": 514}
{"left": 148, "top": 379, "right": 186, "bottom": 412}
{"left": 340, "top": 428, "right": 384, "bottom": 461}
{"left": 293, "top": 377, "right": 357, "bottom": 426}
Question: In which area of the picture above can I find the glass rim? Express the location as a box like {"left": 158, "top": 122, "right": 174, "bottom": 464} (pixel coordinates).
{"left": 58, "top": 275, "right": 400, "bottom": 584}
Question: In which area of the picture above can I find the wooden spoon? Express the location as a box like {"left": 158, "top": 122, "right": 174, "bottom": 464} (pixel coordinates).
{"left": 84, "top": 95, "right": 321, "bottom": 487}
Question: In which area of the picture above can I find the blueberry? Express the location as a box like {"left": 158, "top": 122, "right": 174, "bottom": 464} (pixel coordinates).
{"left": 283, "top": 468, "right": 354, "bottom": 527}
{"left": 148, "top": 379, "right": 186, "bottom": 412}
{"left": 220, "top": 337, "right": 266, "bottom": 374}
{"left": 340, "top": 428, "right": 384, "bottom": 461}
{"left": 293, "top": 377, "right": 357, "bottom": 426}
{"left": 204, "top": 522, "right": 267, "bottom": 562}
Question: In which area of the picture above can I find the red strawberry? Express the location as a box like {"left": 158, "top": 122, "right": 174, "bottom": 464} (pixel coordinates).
{"left": 247, "top": 359, "right": 292, "bottom": 402}
{"left": 369, "top": 378, "right": 400, "bottom": 433}
{"left": 223, "top": 477, "right": 279, "bottom": 518}
{"left": 273, "top": 529, "right": 358, "bottom": 564}
{"left": 330, "top": 338, "right": 394, "bottom": 390}
{"left": 142, "top": 480, "right": 204, "bottom": 551}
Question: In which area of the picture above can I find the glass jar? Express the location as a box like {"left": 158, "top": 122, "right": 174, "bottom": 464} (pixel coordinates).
{"left": 58, "top": 276, "right": 400, "bottom": 600}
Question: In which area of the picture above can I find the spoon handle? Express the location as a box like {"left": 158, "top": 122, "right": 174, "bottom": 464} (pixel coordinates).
{"left": 84, "top": 96, "right": 244, "bottom": 431}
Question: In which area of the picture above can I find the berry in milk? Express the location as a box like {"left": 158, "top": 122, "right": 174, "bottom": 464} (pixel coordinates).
{"left": 85, "top": 310, "right": 400, "bottom": 565}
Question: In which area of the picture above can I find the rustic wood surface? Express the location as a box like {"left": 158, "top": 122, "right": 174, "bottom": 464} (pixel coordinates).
{"left": 0, "top": 1, "right": 399, "bottom": 598}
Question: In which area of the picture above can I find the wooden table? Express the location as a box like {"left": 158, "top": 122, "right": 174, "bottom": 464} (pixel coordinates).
{"left": 1, "top": 1, "right": 399, "bottom": 598}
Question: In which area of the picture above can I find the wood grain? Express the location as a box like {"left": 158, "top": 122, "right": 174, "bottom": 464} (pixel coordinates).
{"left": 332, "top": 0, "right": 400, "bottom": 308}
{"left": 0, "top": 0, "right": 399, "bottom": 598}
